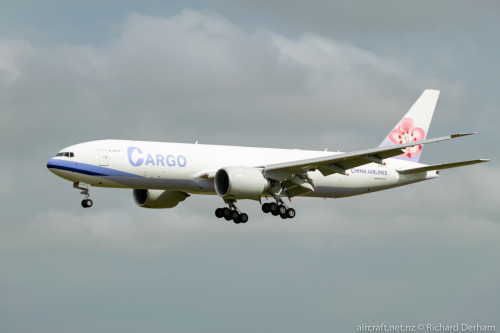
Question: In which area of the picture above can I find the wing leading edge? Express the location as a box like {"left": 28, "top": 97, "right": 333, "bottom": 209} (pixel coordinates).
{"left": 264, "top": 133, "right": 476, "bottom": 176}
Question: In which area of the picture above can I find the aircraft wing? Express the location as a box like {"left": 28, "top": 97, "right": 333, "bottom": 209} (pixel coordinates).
{"left": 264, "top": 133, "right": 475, "bottom": 177}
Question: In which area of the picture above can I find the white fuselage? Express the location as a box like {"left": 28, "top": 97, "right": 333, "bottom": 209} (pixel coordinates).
{"left": 47, "top": 140, "right": 438, "bottom": 199}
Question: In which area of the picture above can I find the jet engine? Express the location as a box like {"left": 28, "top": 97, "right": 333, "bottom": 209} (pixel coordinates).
{"left": 215, "top": 167, "right": 270, "bottom": 199}
{"left": 133, "top": 189, "right": 190, "bottom": 209}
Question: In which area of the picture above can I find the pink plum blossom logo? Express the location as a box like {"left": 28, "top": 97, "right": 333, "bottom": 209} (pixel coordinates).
{"left": 389, "top": 118, "right": 425, "bottom": 158}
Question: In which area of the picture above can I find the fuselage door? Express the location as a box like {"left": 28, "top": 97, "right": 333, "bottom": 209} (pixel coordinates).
{"left": 98, "top": 149, "right": 109, "bottom": 166}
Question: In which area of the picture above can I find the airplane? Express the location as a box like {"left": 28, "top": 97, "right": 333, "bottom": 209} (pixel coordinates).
{"left": 47, "top": 90, "right": 489, "bottom": 223}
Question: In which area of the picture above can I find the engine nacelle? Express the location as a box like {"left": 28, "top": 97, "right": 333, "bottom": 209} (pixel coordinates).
{"left": 215, "top": 167, "right": 270, "bottom": 199}
{"left": 133, "top": 189, "right": 190, "bottom": 209}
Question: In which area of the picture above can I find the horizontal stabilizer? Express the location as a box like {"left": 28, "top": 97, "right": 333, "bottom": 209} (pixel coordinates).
{"left": 397, "top": 159, "right": 490, "bottom": 174}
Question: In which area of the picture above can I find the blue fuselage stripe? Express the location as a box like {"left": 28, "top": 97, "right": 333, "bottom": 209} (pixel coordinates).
{"left": 47, "top": 159, "right": 141, "bottom": 178}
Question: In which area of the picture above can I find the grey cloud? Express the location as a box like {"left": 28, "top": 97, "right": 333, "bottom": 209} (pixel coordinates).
{"left": 209, "top": 0, "right": 499, "bottom": 37}
{"left": 1, "top": 10, "right": 466, "bottom": 153}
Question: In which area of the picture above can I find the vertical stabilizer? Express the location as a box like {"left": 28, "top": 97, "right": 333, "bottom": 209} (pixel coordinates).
{"left": 379, "top": 89, "right": 440, "bottom": 163}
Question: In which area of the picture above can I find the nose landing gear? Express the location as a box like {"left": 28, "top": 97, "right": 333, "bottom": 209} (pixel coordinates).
{"left": 74, "top": 182, "right": 93, "bottom": 208}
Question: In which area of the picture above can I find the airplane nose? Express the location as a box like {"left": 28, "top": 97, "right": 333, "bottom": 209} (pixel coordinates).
{"left": 47, "top": 158, "right": 58, "bottom": 174}
{"left": 47, "top": 157, "right": 69, "bottom": 177}
{"left": 47, "top": 157, "right": 78, "bottom": 183}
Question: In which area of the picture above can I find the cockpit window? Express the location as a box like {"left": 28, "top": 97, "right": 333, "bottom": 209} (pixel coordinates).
{"left": 56, "top": 152, "right": 75, "bottom": 158}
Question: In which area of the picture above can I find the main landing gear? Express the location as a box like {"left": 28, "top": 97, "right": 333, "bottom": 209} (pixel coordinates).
{"left": 214, "top": 197, "right": 296, "bottom": 223}
{"left": 74, "top": 182, "right": 93, "bottom": 208}
{"left": 261, "top": 202, "right": 296, "bottom": 219}
{"left": 215, "top": 200, "right": 249, "bottom": 224}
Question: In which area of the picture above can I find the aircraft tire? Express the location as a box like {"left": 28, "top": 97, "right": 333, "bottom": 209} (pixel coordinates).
{"left": 239, "top": 213, "right": 249, "bottom": 223}
{"left": 215, "top": 208, "right": 223, "bottom": 218}
{"left": 231, "top": 210, "right": 240, "bottom": 221}
{"left": 269, "top": 202, "right": 278, "bottom": 213}
{"left": 278, "top": 205, "right": 287, "bottom": 215}
{"left": 262, "top": 203, "right": 270, "bottom": 213}
{"left": 222, "top": 208, "right": 232, "bottom": 220}
{"left": 81, "top": 199, "right": 93, "bottom": 208}
{"left": 286, "top": 208, "right": 296, "bottom": 219}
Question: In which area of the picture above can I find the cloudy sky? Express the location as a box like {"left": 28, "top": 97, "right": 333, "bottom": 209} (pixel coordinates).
{"left": 1, "top": 1, "right": 499, "bottom": 332}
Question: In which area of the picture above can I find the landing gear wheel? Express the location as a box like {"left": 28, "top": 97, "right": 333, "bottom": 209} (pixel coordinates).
{"left": 215, "top": 208, "right": 223, "bottom": 218}
{"left": 269, "top": 202, "right": 278, "bottom": 215}
{"left": 222, "top": 207, "right": 232, "bottom": 221}
{"left": 238, "top": 213, "right": 249, "bottom": 223}
{"left": 262, "top": 203, "right": 270, "bottom": 213}
{"left": 81, "top": 199, "right": 93, "bottom": 208}
{"left": 280, "top": 213, "right": 288, "bottom": 219}
{"left": 278, "top": 205, "right": 287, "bottom": 215}
{"left": 285, "top": 208, "right": 296, "bottom": 219}
{"left": 231, "top": 210, "right": 240, "bottom": 222}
